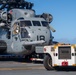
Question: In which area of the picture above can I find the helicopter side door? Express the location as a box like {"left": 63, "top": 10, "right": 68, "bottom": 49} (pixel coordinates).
{"left": 12, "top": 22, "right": 22, "bottom": 53}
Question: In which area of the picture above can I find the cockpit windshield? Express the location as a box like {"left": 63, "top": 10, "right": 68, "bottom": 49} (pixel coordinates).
{"left": 32, "top": 21, "right": 41, "bottom": 26}
{"left": 20, "top": 21, "right": 32, "bottom": 27}
{"left": 41, "top": 21, "right": 49, "bottom": 27}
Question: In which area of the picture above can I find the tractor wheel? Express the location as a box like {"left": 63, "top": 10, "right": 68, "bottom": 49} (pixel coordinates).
{"left": 43, "top": 55, "right": 53, "bottom": 70}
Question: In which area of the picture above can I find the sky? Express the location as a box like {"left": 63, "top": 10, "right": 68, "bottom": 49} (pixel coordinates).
{"left": 28, "top": 0, "right": 76, "bottom": 43}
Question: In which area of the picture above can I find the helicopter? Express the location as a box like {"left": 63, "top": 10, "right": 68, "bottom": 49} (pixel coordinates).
{"left": 0, "top": 0, "right": 56, "bottom": 58}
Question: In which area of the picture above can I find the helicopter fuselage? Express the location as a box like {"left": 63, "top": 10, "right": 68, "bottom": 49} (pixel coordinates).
{"left": 0, "top": 17, "right": 52, "bottom": 55}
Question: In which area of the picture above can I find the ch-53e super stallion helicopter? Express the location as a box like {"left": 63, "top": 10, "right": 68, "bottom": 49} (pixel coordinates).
{"left": 0, "top": 0, "right": 56, "bottom": 59}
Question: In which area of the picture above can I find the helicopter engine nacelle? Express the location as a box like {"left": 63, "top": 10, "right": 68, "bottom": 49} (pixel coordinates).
{"left": 0, "top": 11, "right": 7, "bottom": 21}
{"left": 41, "top": 13, "right": 53, "bottom": 23}
{"left": 0, "top": 11, "right": 12, "bottom": 23}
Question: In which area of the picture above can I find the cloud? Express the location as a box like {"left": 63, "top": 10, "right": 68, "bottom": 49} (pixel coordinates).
{"left": 54, "top": 38, "right": 71, "bottom": 44}
{"left": 53, "top": 38, "right": 76, "bottom": 44}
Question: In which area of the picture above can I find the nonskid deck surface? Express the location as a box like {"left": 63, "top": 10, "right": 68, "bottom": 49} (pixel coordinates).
{"left": 0, "top": 61, "right": 44, "bottom": 71}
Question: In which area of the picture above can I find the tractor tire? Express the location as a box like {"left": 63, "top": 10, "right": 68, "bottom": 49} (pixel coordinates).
{"left": 43, "top": 55, "right": 53, "bottom": 70}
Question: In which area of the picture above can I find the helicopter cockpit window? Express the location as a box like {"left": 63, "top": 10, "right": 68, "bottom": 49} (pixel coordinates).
{"left": 21, "top": 28, "right": 30, "bottom": 38}
{"left": 32, "top": 21, "right": 41, "bottom": 26}
{"left": 20, "top": 21, "right": 32, "bottom": 27}
{"left": 41, "top": 21, "right": 49, "bottom": 27}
